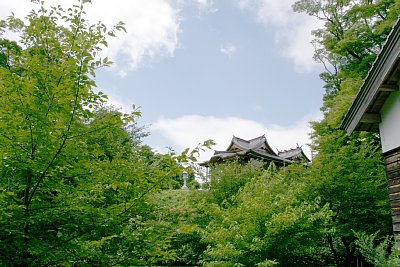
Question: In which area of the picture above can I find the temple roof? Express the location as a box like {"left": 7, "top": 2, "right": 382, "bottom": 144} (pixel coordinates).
{"left": 208, "top": 148, "right": 289, "bottom": 164}
{"left": 201, "top": 135, "right": 309, "bottom": 166}
{"left": 278, "top": 147, "right": 310, "bottom": 162}
{"left": 226, "top": 135, "right": 277, "bottom": 156}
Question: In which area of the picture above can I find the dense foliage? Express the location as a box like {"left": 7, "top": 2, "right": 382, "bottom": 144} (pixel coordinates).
{"left": 190, "top": 1, "right": 400, "bottom": 264}
{"left": 0, "top": 1, "right": 199, "bottom": 265}
{"left": 291, "top": 0, "right": 399, "bottom": 265}
{"left": 199, "top": 0, "right": 398, "bottom": 265}
{"left": 1, "top": 0, "right": 399, "bottom": 266}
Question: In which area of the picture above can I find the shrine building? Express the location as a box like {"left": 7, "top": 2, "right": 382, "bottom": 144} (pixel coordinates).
{"left": 340, "top": 17, "right": 400, "bottom": 237}
{"left": 200, "top": 135, "right": 310, "bottom": 168}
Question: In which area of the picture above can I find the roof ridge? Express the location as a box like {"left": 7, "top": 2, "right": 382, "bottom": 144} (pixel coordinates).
{"left": 248, "top": 135, "right": 266, "bottom": 142}
{"left": 232, "top": 136, "right": 250, "bottom": 143}
{"left": 279, "top": 147, "right": 302, "bottom": 153}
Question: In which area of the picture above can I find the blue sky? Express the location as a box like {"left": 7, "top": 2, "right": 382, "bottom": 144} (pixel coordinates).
{"left": 1, "top": 0, "right": 325, "bottom": 162}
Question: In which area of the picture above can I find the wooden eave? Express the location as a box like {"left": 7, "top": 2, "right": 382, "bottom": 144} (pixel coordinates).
{"left": 340, "top": 17, "right": 400, "bottom": 134}
{"left": 201, "top": 149, "right": 292, "bottom": 166}
{"left": 291, "top": 150, "right": 311, "bottom": 163}
{"left": 247, "top": 149, "right": 292, "bottom": 164}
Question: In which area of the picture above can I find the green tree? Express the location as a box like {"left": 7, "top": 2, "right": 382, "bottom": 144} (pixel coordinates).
{"left": 0, "top": 1, "right": 188, "bottom": 265}
{"left": 120, "top": 189, "right": 210, "bottom": 266}
{"left": 200, "top": 163, "right": 331, "bottom": 267}
{"left": 208, "top": 160, "right": 265, "bottom": 207}
{"left": 293, "top": 0, "right": 400, "bottom": 124}
{"left": 306, "top": 126, "right": 392, "bottom": 266}
{"left": 293, "top": 0, "right": 398, "bottom": 265}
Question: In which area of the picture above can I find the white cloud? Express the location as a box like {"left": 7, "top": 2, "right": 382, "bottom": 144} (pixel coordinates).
{"left": 100, "top": 89, "right": 134, "bottom": 115}
{"left": 86, "top": 0, "right": 181, "bottom": 76}
{"left": 236, "top": 0, "right": 323, "bottom": 72}
{"left": 0, "top": 0, "right": 181, "bottom": 77}
{"left": 0, "top": 1, "right": 31, "bottom": 19}
{"left": 150, "top": 112, "right": 322, "bottom": 162}
{"left": 238, "top": 0, "right": 291, "bottom": 27}
{"left": 220, "top": 43, "right": 238, "bottom": 58}
{"left": 196, "top": 0, "right": 217, "bottom": 13}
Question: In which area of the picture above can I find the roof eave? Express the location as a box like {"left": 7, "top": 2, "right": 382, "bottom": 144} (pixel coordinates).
{"left": 248, "top": 149, "right": 292, "bottom": 163}
{"left": 340, "top": 16, "right": 400, "bottom": 134}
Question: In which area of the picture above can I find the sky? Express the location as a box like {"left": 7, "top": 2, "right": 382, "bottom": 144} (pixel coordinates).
{"left": 0, "top": 0, "right": 326, "bottom": 162}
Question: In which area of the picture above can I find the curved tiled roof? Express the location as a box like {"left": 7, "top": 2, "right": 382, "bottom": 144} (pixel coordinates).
{"left": 201, "top": 135, "right": 309, "bottom": 166}
{"left": 278, "top": 147, "right": 310, "bottom": 162}
{"left": 226, "top": 135, "right": 277, "bottom": 156}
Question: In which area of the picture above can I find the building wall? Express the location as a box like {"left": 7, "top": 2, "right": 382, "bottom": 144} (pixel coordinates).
{"left": 384, "top": 146, "right": 400, "bottom": 236}
{"left": 380, "top": 90, "right": 400, "bottom": 153}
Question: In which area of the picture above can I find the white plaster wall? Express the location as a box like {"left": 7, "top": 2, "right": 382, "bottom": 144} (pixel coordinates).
{"left": 380, "top": 90, "right": 400, "bottom": 153}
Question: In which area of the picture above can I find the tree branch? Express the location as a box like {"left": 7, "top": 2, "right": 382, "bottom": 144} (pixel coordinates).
{"left": 27, "top": 52, "right": 85, "bottom": 206}
{"left": 346, "top": 48, "right": 363, "bottom": 61}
